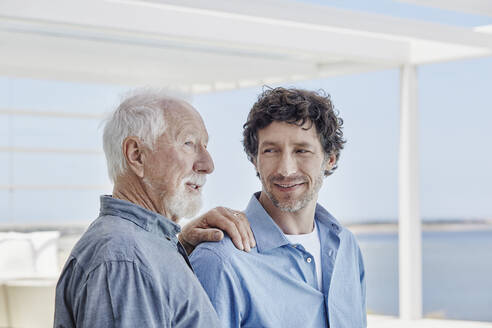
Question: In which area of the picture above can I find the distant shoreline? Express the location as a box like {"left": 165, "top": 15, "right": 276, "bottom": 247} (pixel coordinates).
{"left": 347, "top": 219, "right": 492, "bottom": 234}
{"left": 1, "top": 219, "right": 492, "bottom": 235}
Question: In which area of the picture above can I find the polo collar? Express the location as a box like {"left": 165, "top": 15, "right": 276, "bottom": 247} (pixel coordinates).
{"left": 314, "top": 203, "right": 343, "bottom": 236}
{"left": 245, "top": 192, "right": 343, "bottom": 253}
{"left": 245, "top": 193, "right": 290, "bottom": 253}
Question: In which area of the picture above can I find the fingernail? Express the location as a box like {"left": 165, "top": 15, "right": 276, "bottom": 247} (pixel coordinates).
{"left": 214, "top": 231, "right": 222, "bottom": 240}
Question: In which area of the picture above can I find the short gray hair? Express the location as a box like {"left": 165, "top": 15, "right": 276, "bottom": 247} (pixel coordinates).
{"left": 103, "top": 89, "right": 179, "bottom": 182}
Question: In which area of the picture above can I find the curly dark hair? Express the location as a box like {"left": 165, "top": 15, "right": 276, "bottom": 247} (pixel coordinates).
{"left": 242, "top": 87, "right": 345, "bottom": 176}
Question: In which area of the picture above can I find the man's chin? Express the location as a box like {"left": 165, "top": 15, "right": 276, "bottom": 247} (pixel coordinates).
{"left": 166, "top": 192, "right": 203, "bottom": 220}
{"left": 184, "top": 193, "right": 203, "bottom": 217}
{"left": 274, "top": 201, "right": 304, "bottom": 213}
{"left": 266, "top": 191, "right": 305, "bottom": 212}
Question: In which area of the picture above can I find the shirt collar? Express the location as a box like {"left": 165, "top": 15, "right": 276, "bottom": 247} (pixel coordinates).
{"left": 314, "top": 203, "right": 343, "bottom": 236}
{"left": 245, "top": 192, "right": 343, "bottom": 253}
{"left": 99, "top": 195, "right": 181, "bottom": 241}
{"left": 245, "top": 193, "right": 290, "bottom": 253}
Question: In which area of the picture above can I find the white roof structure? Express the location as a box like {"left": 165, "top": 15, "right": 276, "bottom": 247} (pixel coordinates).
{"left": 397, "top": 0, "right": 492, "bottom": 17}
{"left": 1, "top": 0, "right": 492, "bottom": 322}
{"left": 1, "top": 0, "right": 492, "bottom": 92}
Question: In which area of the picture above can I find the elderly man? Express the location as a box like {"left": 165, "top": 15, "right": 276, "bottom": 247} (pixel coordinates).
{"left": 54, "top": 90, "right": 255, "bottom": 327}
{"left": 191, "top": 87, "right": 366, "bottom": 327}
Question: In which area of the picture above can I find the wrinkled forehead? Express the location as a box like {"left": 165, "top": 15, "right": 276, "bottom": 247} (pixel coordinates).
{"left": 163, "top": 101, "right": 208, "bottom": 138}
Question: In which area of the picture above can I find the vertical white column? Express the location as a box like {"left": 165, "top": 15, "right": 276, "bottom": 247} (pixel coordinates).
{"left": 398, "top": 64, "right": 422, "bottom": 320}
{"left": 7, "top": 78, "right": 14, "bottom": 222}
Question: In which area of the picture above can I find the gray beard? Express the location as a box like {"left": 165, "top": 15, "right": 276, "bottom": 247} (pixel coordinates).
{"left": 143, "top": 177, "right": 203, "bottom": 220}
{"left": 166, "top": 185, "right": 203, "bottom": 219}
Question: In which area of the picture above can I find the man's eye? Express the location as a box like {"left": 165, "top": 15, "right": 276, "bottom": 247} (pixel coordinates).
{"left": 185, "top": 141, "right": 194, "bottom": 146}
{"left": 296, "top": 149, "right": 308, "bottom": 153}
{"left": 263, "top": 149, "right": 274, "bottom": 153}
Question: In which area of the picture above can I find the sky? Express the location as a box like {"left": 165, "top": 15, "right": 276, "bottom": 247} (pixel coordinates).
{"left": 0, "top": 1, "right": 491, "bottom": 224}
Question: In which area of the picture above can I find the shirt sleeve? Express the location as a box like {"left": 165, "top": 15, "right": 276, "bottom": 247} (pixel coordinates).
{"left": 190, "top": 247, "right": 243, "bottom": 328}
{"left": 73, "top": 261, "right": 168, "bottom": 328}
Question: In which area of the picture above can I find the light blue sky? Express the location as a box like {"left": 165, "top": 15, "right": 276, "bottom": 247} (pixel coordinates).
{"left": 1, "top": 1, "right": 491, "bottom": 224}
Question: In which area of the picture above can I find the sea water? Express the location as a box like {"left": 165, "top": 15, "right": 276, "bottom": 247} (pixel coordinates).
{"left": 356, "top": 229, "right": 492, "bottom": 322}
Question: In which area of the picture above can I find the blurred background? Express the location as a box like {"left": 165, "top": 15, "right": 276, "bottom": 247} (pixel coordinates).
{"left": 1, "top": 0, "right": 491, "bottom": 327}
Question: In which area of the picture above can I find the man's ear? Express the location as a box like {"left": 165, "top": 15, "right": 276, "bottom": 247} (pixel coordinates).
{"left": 122, "top": 136, "right": 145, "bottom": 178}
{"left": 324, "top": 153, "right": 337, "bottom": 176}
{"left": 252, "top": 157, "right": 260, "bottom": 178}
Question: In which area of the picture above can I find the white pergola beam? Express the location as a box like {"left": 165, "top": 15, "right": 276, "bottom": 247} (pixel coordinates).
{"left": 134, "top": 0, "right": 492, "bottom": 50}
{"left": 0, "top": 0, "right": 420, "bottom": 89}
{"left": 142, "top": 0, "right": 492, "bottom": 52}
{"left": 396, "top": 0, "right": 492, "bottom": 17}
{"left": 475, "top": 25, "right": 492, "bottom": 34}
{"left": 3, "top": 0, "right": 492, "bottom": 67}
{"left": 0, "top": 0, "right": 411, "bottom": 64}
{"left": 1, "top": 0, "right": 491, "bottom": 89}
{"left": 398, "top": 65, "right": 422, "bottom": 320}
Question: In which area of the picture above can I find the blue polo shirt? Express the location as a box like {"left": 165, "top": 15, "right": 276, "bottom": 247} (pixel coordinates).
{"left": 190, "top": 193, "right": 366, "bottom": 328}
{"left": 54, "top": 195, "right": 219, "bottom": 328}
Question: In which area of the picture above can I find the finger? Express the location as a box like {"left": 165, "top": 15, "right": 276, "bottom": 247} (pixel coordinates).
{"left": 232, "top": 212, "right": 252, "bottom": 252}
{"left": 192, "top": 228, "right": 224, "bottom": 243}
{"left": 239, "top": 214, "right": 256, "bottom": 248}
{"left": 220, "top": 208, "right": 251, "bottom": 252}
{"left": 207, "top": 208, "right": 249, "bottom": 250}
{"left": 228, "top": 212, "right": 251, "bottom": 252}
{"left": 231, "top": 210, "right": 255, "bottom": 250}
{"left": 205, "top": 214, "right": 244, "bottom": 251}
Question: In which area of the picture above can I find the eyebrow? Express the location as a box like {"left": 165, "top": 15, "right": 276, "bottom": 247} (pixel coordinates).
{"left": 259, "top": 141, "right": 278, "bottom": 148}
{"left": 259, "top": 141, "right": 314, "bottom": 148}
{"left": 293, "top": 142, "right": 314, "bottom": 148}
{"left": 177, "top": 129, "right": 209, "bottom": 145}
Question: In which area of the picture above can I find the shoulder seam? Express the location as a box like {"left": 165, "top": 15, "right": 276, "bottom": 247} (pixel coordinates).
{"left": 76, "top": 259, "right": 155, "bottom": 295}
{"left": 193, "top": 245, "right": 230, "bottom": 263}
{"left": 194, "top": 240, "right": 238, "bottom": 263}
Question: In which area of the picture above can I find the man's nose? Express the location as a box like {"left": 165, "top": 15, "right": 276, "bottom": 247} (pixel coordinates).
{"left": 276, "top": 152, "right": 297, "bottom": 177}
{"left": 193, "top": 146, "right": 214, "bottom": 174}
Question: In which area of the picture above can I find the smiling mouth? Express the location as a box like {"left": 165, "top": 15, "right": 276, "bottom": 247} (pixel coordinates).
{"left": 273, "top": 182, "right": 305, "bottom": 190}
{"left": 186, "top": 183, "right": 202, "bottom": 191}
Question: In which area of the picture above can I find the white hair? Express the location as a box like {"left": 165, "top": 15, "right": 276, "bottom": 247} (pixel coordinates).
{"left": 102, "top": 89, "right": 181, "bottom": 182}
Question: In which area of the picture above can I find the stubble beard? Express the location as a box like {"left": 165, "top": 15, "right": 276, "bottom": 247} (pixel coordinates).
{"left": 262, "top": 169, "right": 324, "bottom": 213}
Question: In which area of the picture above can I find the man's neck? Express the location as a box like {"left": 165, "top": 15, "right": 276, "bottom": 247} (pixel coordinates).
{"left": 258, "top": 192, "right": 317, "bottom": 235}
{"left": 112, "top": 174, "right": 166, "bottom": 218}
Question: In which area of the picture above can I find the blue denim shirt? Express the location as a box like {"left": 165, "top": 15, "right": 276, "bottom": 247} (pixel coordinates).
{"left": 54, "top": 195, "right": 219, "bottom": 328}
{"left": 190, "top": 193, "right": 366, "bottom": 328}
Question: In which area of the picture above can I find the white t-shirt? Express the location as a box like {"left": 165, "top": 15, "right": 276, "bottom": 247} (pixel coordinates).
{"left": 284, "top": 222, "right": 322, "bottom": 291}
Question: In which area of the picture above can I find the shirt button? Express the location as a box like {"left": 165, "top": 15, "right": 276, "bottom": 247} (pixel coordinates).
{"left": 328, "top": 249, "right": 334, "bottom": 257}
{"left": 306, "top": 257, "right": 312, "bottom": 263}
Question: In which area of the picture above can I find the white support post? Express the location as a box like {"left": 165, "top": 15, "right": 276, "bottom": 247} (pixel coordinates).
{"left": 398, "top": 64, "right": 422, "bottom": 320}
